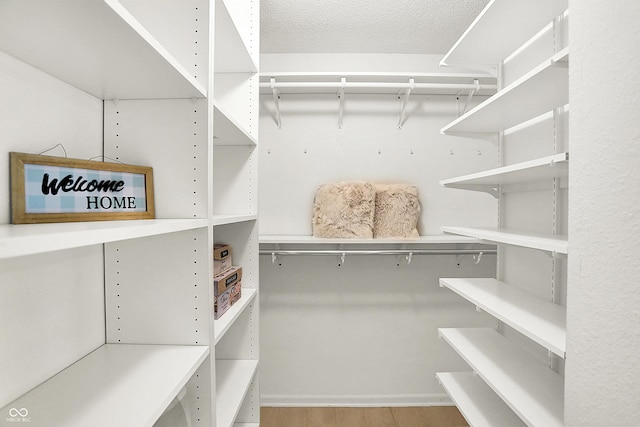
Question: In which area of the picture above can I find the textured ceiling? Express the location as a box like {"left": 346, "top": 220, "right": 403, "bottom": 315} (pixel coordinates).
{"left": 261, "top": 0, "right": 490, "bottom": 54}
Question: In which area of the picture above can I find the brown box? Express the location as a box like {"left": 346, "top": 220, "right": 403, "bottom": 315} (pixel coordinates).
{"left": 214, "top": 244, "right": 233, "bottom": 275}
{"left": 213, "top": 265, "right": 242, "bottom": 296}
{"left": 230, "top": 280, "right": 242, "bottom": 305}
{"left": 214, "top": 285, "right": 232, "bottom": 319}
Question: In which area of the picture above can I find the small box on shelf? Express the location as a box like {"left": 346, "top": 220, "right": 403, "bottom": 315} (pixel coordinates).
{"left": 230, "top": 280, "right": 241, "bottom": 306}
{"left": 214, "top": 286, "right": 232, "bottom": 319}
{"left": 214, "top": 244, "right": 233, "bottom": 275}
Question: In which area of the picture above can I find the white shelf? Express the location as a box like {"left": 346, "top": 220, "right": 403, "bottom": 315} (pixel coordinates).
{"left": 216, "top": 360, "right": 259, "bottom": 427}
{"left": 441, "top": 226, "right": 568, "bottom": 254}
{"left": 0, "top": 344, "right": 208, "bottom": 427}
{"left": 214, "top": 102, "right": 258, "bottom": 146}
{"left": 0, "top": 0, "right": 206, "bottom": 100}
{"left": 215, "top": 0, "right": 257, "bottom": 73}
{"left": 440, "top": 153, "right": 569, "bottom": 195}
{"left": 439, "top": 328, "right": 564, "bottom": 427}
{"left": 441, "top": 49, "right": 569, "bottom": 136}
{"left": 259, "top": 235, "right": 483, "bottom": 245}
{"left": 436, "top": 372, "right": 525, "bottom": 427}
{"left": 214, "top": 288, "right": 258, "bottom": 344}
{"left": 212, "top": 214, "right": 258, "bottom": 227}
{"left": 0, "top": 219, "right": 208, "bottom": 259}
{"left": 440, "top": 0, "right": 568, "bottom": 67}
{"left": 440, "top": 278, "right": 566, "bottom": 357}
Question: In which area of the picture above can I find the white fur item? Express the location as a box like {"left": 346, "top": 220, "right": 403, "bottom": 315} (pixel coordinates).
{"left": 373, "top": 184, "right": 420, "bottom": 238}
{"left": 312, "top": 182, "right": 376, "bottom": 238}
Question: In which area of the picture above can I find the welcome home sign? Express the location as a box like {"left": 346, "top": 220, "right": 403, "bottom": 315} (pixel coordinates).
{"left": 10, "top": 152, "right": 154, "bottom": 224}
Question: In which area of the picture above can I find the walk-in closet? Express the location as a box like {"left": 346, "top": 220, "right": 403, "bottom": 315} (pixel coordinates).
{"left": 1, "top": 1, "right": 639, "bottom": 426}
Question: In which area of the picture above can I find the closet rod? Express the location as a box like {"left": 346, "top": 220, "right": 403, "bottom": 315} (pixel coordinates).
{"left": 259, "top": 81, "right": 497, "bottom": 91}
{"left": 260, "top": 249, "right": 496, "bottom": 256}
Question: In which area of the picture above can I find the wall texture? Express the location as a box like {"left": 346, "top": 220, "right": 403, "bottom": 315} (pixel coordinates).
{"left": 565, "top": 1, "right": 640, "bottom": 425}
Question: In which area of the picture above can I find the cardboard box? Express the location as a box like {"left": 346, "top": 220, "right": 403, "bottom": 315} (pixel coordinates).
{"left": 214, "top": 244, "right": 233, "bottom": 275}
{"left": 230, "top": 280, "right": 241, "bottom": 305}
{"left": 214, "top": 285, "right": 232, "bottom": 319}
{"left": 213, "top": 265, "right": 242, "bottom": 296}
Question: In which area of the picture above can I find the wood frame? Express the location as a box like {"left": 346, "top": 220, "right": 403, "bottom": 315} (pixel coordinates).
{"left": 10, "top": 152, "right": 155, "bottom": 224}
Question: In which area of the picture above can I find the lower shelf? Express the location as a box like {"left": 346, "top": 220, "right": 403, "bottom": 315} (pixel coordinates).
{"left": 0, "top": 344, "right": 209, "bottom": 427}
{"left": 439, "top": 328, "right": 564, "bottom": 427}
{"left": 216, "top": 359, "right": 259, "bottom": 427}
{"left": 436, "top": 372, "right": 525, "bottom": 427}
{"left": 214, "top": 288, "right": 258, "bottom": 345}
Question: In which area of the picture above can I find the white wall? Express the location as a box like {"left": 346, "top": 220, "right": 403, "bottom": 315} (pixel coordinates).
{"left": 565, "top": 2, "right": 640, "bottom": 425}
{"left": 259, "top": 53, "right": 498, "bottom": 405}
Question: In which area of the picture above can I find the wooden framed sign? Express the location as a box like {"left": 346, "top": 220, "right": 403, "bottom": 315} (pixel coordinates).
{"left": 10, "top": 152, "right": 155, "bottom": 224}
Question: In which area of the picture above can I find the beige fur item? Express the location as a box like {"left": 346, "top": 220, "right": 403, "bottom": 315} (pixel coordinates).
{"left": 373, "top": 184, "right": 420, "bottom": 238}
{"left": 312, "top": 182, "right": 375, "bottom": 238}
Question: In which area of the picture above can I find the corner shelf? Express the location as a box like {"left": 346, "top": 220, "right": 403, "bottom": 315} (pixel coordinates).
{"left": 0, "top": 0, "right": 206, "bottom": 100}
{"left": 436, "top": 372, "right": 525, "bottom": 427}
{"left": 438, "top": 328, "right": 564, "bottom": 427}
{"left": 212, "top": 214, "right": 258, "bottom": 227}
{"left": 0, "top": 219, "right": 208, "bottom": 260}
{"left": 215, "top": 360, "right": 259, "bottom": 427}
{"left": 214, "top": 102, "right": 258, "bottom": 146}
{"left": 440, "top": 278, "right": 566, "bottom": 357}
{"left": 440, "top": 0, "right": 568, "bottom": 68}
{"left": 440, "top": 152, "right": 569, "bottom": 195}
{"left": 441, "top": 49, "right": 569, "bottom": 136}
{"left": 0, "top": 344, "right": 209, "bottom": 427}
{"left": 442, "top": 226, "right": 568, "bottom": 254}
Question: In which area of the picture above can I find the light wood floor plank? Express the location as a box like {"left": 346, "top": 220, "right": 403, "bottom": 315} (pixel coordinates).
{"left": 336, "top": 407, "right": 367, "bottom": 427}
{"left": 417, "top": 406, "right": 468, "bottom": 427}
{"left": 363, "top": 407, "right": 396, "bottom": 427}
{"left": 277, "top": 407, "right": 307, "bottom": 427}
{"left": 260, "top": 406, "right": 279, "bottom": 427}
{"left": 307, "top": 407, "right": 336, "bottom": 427}
{"left": 391, "top": 407, "right": 427, "bottom": 427}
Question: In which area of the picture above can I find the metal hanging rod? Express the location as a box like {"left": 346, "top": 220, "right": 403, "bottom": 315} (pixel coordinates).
{"left": 260, "top": 249, "right": 496, "bottom": 256}
{"left": 260, "top": 80, "right": 497, "bottom": 91}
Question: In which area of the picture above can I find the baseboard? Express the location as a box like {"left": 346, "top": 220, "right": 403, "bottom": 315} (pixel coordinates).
{"left": 260, "top": 393, "right": 454, "bottom": 407}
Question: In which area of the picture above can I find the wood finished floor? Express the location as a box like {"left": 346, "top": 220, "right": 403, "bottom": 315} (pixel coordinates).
{"left": 260, "top": 407, "right": 469, "bottom": 427}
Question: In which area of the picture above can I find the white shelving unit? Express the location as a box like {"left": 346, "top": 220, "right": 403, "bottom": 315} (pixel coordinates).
{"left": 436, "top": 372, "right": 525, "bottom": 427}
{"left": 439, "top": 328, "right": 564, "bottom": 427}
{"left": 437, "top": 1, "right": 569, "bottom": 425}
{"left": 0, "top": 0, "right": 259, "bottom": 426}
{"left": 439, "top": 278, "right": 566, "bottom": 357}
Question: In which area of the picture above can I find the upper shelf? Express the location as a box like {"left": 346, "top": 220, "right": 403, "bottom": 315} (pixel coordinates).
{"left": 440, "top": 153, "right": 569, "bottom": 195}
{"left": 0, "top": 219, "right": 208, "bottom": 259}
{"left": 0, "top": 344, "right": 209, "bottom": 427}
{"left": 441, "top": 49, "right": 569, "bottom": 137}
{"left": 215, "top": 0, "right": 258, "bottom": 73}
{"left": 442, "top": 226, "right": 568, "bottom": 254}
{"left": 0, "top": 0, "right": 206, "bottom": 100}
{"left": 440, "top": 0, "right": 568, "bottom": 68}
{"left": 214, "top": 102, "right": 258, "bottom": 146}
{"left": 259, "top": 235, "right": 486, "bottom": 245}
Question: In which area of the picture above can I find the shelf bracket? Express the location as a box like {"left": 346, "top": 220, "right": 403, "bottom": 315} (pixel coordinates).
{"left": 460, "top": 79, "right": 479, "bottom": 116}
{"left": 397, "top": 78, "right": 414, "bottom": 129}
{"left": 337, "top": 77, "right": 346, "bottom": 129}
{"left": 270, "top": 77, "right": 282, "bottom": 129}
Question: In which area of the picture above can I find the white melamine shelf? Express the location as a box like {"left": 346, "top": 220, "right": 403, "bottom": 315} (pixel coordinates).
{"left": 214, "top": 288, "right": 258, "bottom": 344}
{"left": 0, "top": 0, "right": 206, "bottom": 100}
{"left": 214, "top": 103, "right": 258, "bottom": 146}
{"left": 212, "top": 214, "right": 258, "bottom": 227}
{"left": 216, "top": 360, "right": 259, "bottom": 427}
{"left": 439, "top": 328, "right": 564, "bottom": 427}
{"left": 441, "top": 49, "right": 569, "bottom": 136}
{"left": 215, "top": 0, "right": 257, "bottom": 73}
{"left": 0, "top": 344, "right": 209, "bottom": 427}
{"left": 440, "top": 278, "right": 566, "bottom": 357}
{"left": 436, "top": 372, "right": 525, "bottom": 427}
{"left": 0, "top": 219, "right": 208, "bottom": 259}
{"left": 440, "top": 153, "right": 569, "bottom": 193}
{"left": 442, "top": 226, "right": 568, "bottom": 254}
{"left": 259, "top": 235, "right": 482, "bottom": 245}
{"left": 440, "top": 0, "right": 568, "bottom": 67}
